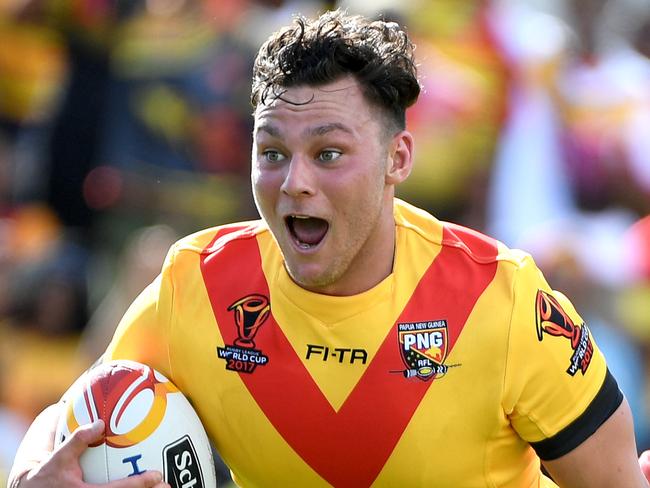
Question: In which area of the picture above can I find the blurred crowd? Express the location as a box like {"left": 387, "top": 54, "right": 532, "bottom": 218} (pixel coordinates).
{"left": 0, "top": 0, "right": 649, "bottom": 484}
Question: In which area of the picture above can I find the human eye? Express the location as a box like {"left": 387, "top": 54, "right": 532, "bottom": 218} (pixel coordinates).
{"left": 262, "top": 149, "right": 286, "bottom": 163}
{"left": 318, "top": 149, "right": 342, "bottom": 162}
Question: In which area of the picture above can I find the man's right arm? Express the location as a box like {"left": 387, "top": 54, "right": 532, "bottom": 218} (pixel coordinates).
{"left": 8, "top": 403, "right": 59, "bottom": 487}
{"left": 7, "top": 403, "right": 168, "bottom": 488}
{"left": 9, "top": 245, "right": 178, "bottom": 487}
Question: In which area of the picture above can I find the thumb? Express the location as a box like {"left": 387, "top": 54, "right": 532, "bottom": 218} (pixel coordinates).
{"left": 60, "top": 419, "right": 105, "bottom": 459}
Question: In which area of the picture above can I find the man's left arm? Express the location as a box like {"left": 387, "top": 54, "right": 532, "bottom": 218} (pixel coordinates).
{"left": 543, "top": 397, "right": 649, "bottom": 487}
{"left": 504, "top": 255, "right": 648, "bottom": 486}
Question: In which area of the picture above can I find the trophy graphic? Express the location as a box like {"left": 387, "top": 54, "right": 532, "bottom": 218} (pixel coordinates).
{"left": 229, "top": 295, "right": 271, "bottom": 348}
{"left": 535, "top": 290, "right": 580, "bottom": 348}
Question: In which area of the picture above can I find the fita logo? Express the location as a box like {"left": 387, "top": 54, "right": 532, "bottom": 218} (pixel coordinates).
{"left": 217, "top": 294, "right": 270, "bottom": 374}
{"left": 393, "top": 320, "right": 457, "bottom": 381}
{"left": 535, "top": 290, "right": 594, "bottom": 376}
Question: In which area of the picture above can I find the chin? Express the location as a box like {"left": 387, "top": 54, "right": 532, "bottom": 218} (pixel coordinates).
{"left": 287, "top": 265, "right": 337, "bottom": 292}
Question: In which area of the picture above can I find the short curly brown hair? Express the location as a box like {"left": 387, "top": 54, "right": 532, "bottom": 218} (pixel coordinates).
{"left": 251, "top": 9, "right": 420, "bottom": 132}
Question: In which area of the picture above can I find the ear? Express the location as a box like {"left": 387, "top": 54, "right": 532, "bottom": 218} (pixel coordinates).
{"left": 385, "top": 130, "right": 414, "bottom": 185}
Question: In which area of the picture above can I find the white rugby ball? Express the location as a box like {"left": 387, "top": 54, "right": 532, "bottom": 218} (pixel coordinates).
{"left": 55, "top": 360, "right": 216, "bottom": 487}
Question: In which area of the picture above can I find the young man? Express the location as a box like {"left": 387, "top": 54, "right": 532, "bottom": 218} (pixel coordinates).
{"left": 9, "top": 9, "right": 650, "bottom": 488}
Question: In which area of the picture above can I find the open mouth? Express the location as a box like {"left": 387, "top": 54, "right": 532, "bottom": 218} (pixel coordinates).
{"left": 285, "top": 215, "right": 329, "bottom": 249}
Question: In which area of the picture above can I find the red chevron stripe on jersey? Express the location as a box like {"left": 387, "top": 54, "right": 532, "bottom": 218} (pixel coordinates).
{"left": 201, "top": 223, "right": 498, "bottom": 487}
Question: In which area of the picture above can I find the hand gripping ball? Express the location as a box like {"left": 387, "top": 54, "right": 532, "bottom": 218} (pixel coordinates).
{"left": 55, "top": 360, "right": 217, "bottom": 487}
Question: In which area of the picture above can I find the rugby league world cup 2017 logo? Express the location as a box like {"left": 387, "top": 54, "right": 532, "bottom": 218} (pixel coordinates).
{"left": 394, "top": 320, "right": 454, "bottom": 381}
{"left": 217, "top": 295, "right": 271, "bottom": 374}
{"left": 535, "top": 290, "right": 594, "bottom": 376}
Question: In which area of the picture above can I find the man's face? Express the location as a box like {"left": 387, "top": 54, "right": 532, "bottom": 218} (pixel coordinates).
{"left": 252, "top": 76, "right": 398, "bottom": 295}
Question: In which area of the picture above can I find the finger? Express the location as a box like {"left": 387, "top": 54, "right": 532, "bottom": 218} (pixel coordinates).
{"left": 59, "top": 419, "right": 105, "bottom": 459}
{"left": 639, "top": 450, "right": 650, "bottom": 474}
{"left": 101, "top": 470, "right": 164, "bottom": 488}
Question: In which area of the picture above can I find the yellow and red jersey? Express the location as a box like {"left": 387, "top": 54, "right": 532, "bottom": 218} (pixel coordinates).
{"left": 105, "top": 199, "right": 621, "bottom": 487}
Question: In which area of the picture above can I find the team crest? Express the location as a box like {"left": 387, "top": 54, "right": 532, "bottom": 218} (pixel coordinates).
{"left": 394, "top": 320, "right": 452, "bottom": 381}
{"left": 535, "top": 290, "right": 593, "bottom": 376}
{"left": 217, "top": 294, "right": 270, "bottom": 374}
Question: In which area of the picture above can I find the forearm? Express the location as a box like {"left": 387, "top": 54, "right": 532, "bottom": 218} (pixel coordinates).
{"left": 7, "top": 403, "right": 61, "bottom": 487}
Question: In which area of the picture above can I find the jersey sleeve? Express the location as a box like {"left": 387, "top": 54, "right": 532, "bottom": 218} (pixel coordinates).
{"left": 102, "top": 245, "right": 176, "bottom": 379}
{"left": 502, "top": 253, "right": 623, "bottom": 460}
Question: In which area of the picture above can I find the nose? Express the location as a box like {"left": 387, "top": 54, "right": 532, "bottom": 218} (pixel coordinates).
{"left": 281, "top": 156, "right": 315, "bottom": 197}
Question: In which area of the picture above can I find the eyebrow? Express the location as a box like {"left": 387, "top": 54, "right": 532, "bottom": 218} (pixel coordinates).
{"left": 255, "top": 122, "right": 354, "bottom": 138}
{"left": 309, "top": 123, "right": 353, "bottom": 137}
{"left": 256, "top": 123, "right": 281, "bottom": 137}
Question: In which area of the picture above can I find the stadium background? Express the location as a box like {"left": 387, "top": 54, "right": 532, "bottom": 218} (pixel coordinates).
{"left": 0, "top": 0, "right": 649, "bottom": 485}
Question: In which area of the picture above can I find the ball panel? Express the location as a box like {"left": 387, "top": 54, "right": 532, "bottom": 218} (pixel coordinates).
{"left": 79, "top": 445, "right": 109, "bottom": 484}
{"left": 111, "top": 387, "right": 154, "bottom": 435}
